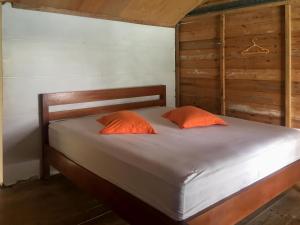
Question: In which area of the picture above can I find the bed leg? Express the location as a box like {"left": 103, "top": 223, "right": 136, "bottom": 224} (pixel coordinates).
{"left": 40, "top": 94, "right": 50, "bottom": 180}
{"left": 41, "top": 163, "right": 50, "bottom": 180}
{"left": 41, "top": 161, "right": 50, "bottom": 180}
{"left": 41, "top": 146, "right": 50, "bottom": 180}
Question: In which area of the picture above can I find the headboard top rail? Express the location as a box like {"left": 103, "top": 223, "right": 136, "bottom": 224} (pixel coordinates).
{"left": 44, "top": 85, "right": 166, "bottom": 106}
{"left": 40, "top": 85, "right": 166, "bottom": 122}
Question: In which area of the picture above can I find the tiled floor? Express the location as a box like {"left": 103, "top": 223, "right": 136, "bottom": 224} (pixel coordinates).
{"left": 0, "top": 175, "right": 300, "bottom": 225}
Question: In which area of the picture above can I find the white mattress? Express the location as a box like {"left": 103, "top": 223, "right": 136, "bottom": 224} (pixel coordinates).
{"left": 49, "top": 107, "right": 300, "bottom": 221}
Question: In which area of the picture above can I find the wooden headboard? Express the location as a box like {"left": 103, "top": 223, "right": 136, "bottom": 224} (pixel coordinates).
{"left": 39, "top": 85, "right": 166, "bottom": 177}
{"left": 40, "top": 85, "right": 165, "bottom": 121}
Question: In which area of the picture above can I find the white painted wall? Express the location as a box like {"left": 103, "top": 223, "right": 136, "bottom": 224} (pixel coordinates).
{"left": 2, "top": 4, "right": 175, "bottom": 185}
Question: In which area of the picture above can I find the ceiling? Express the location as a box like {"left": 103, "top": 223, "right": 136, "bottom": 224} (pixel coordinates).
{"left": 199, "top": 0, "right": 236, "bottom": 6}
{"left": 5, "top": 0, "right": 222, "bottom": 27}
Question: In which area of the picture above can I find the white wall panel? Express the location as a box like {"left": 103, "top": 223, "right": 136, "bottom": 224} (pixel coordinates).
{"left": 2, "top": 4, "right": 175, "bottom": 185}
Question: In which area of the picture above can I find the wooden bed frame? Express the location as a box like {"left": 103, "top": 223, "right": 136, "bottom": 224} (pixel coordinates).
{"left": 40, "top": 85, "right": 300, "bottom": 225}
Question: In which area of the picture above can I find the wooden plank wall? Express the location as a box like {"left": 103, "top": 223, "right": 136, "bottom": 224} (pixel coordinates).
{"left": 291, "top": 0, "right": 300, "bottom": 128}
{"left": 0, "top": 3, "right": 3, "bottom": 185}
{"left": 177, "top": 2, "right": 300, "bottom": 127}
{"left": 225, "top": 6, "right": 284, "bottom": 125}
{"left": 179, "top": 14, "right": 221, "bottom": 113}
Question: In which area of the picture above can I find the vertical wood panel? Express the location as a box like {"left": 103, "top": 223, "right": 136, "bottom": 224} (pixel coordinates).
{"left": 220, "top": 13, "right": 226, "bottom": 115}
{"left": 178, "top": 2, "right": 300, "bottom": 129}
{"left": 225, "top": 6, "right": 284, "bottom": 125}
{"left": 176, "top": 24, "right": 181, "bottom": 107}
{"left": 178, "top": 4, "right": 286, "bottom": 126}
{"left": 285, "top": 4, "right": 292, "bottom": 128}
{"left": 0, "top": 3, "right": 3, "bottom": 186}
{"left": 291, "top": 0, "right": 300, "bottom": 128}
{"left": 178, "top": 14, "right": 221, "bottom": 114}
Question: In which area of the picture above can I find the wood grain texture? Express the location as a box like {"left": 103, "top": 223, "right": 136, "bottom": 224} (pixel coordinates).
{"left": 49, "top": 100, "right": 166, "bottom": 121}
{"left": 9, "top": 0, "right": 208, "bottom": 27}
{"left": 190, "top": 0, "right": 287, "bottom": 17}
{"left": 46, "top": 85, "right": 166, "bottom": 106}
{"left": 178, "top": 4, "right": 287, "bottom": 126}
{"left": 39, "top": 94, "right": 50, "bottom": 179}
{"left": 179, "top": 14, "right": 221, "bottom": 114}
{"left": 178, "top": 2, "right": 300, "bottom": 129}
{"left": 285, "top": 4, "right": 292, "bottom": 128}
{"left": 291, "top": 0, "right": 300, "bottom": 128}
{"left": 220, "top": 13, "right": 226, "bottom": 115}
{"left": 176, "top": 24, "right": 181, "bottom": 107}
{"left": 0, "top": 4, "right": 3, "bottom": 186}
{"left": 178, "top": 1, "right": 300, "bottom": 130}
{"left": 182, "top": 1, "right": 287, "bottom": 23}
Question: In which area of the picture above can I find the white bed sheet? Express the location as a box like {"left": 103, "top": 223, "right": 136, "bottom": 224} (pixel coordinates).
{"left": 49, "top": 107, "right": 300, "bottom": 221}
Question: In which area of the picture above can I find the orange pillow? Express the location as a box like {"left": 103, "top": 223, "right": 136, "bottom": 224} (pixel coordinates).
{"left": 97, "top": 111, "right": 156, "bottom": 134}
{"left": 163, "top": 106, "right": 226, "bottom": 129}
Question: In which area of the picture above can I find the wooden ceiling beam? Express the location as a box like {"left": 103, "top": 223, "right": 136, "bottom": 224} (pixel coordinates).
{"left": 4, "top": 0, "right": 212, "bottom": 27}
{"left": 188, "top": 0, "right": 286, "bottom": 17}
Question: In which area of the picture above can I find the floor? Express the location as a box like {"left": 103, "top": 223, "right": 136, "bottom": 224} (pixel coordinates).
{"left": 1, "top": 175, "right": 300, "bottom": 225}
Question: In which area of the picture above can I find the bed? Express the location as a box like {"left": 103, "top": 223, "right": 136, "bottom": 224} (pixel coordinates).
{"left": 40, "top": 85, "right": 300, "bottom": 225}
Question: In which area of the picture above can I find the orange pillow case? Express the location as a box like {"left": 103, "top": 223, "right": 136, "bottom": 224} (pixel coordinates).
{"left": 97, "top": 111, "right": 156, "bottom": 134}
{"left": 163, "top": 106, "right": 226, "bottom": 129}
